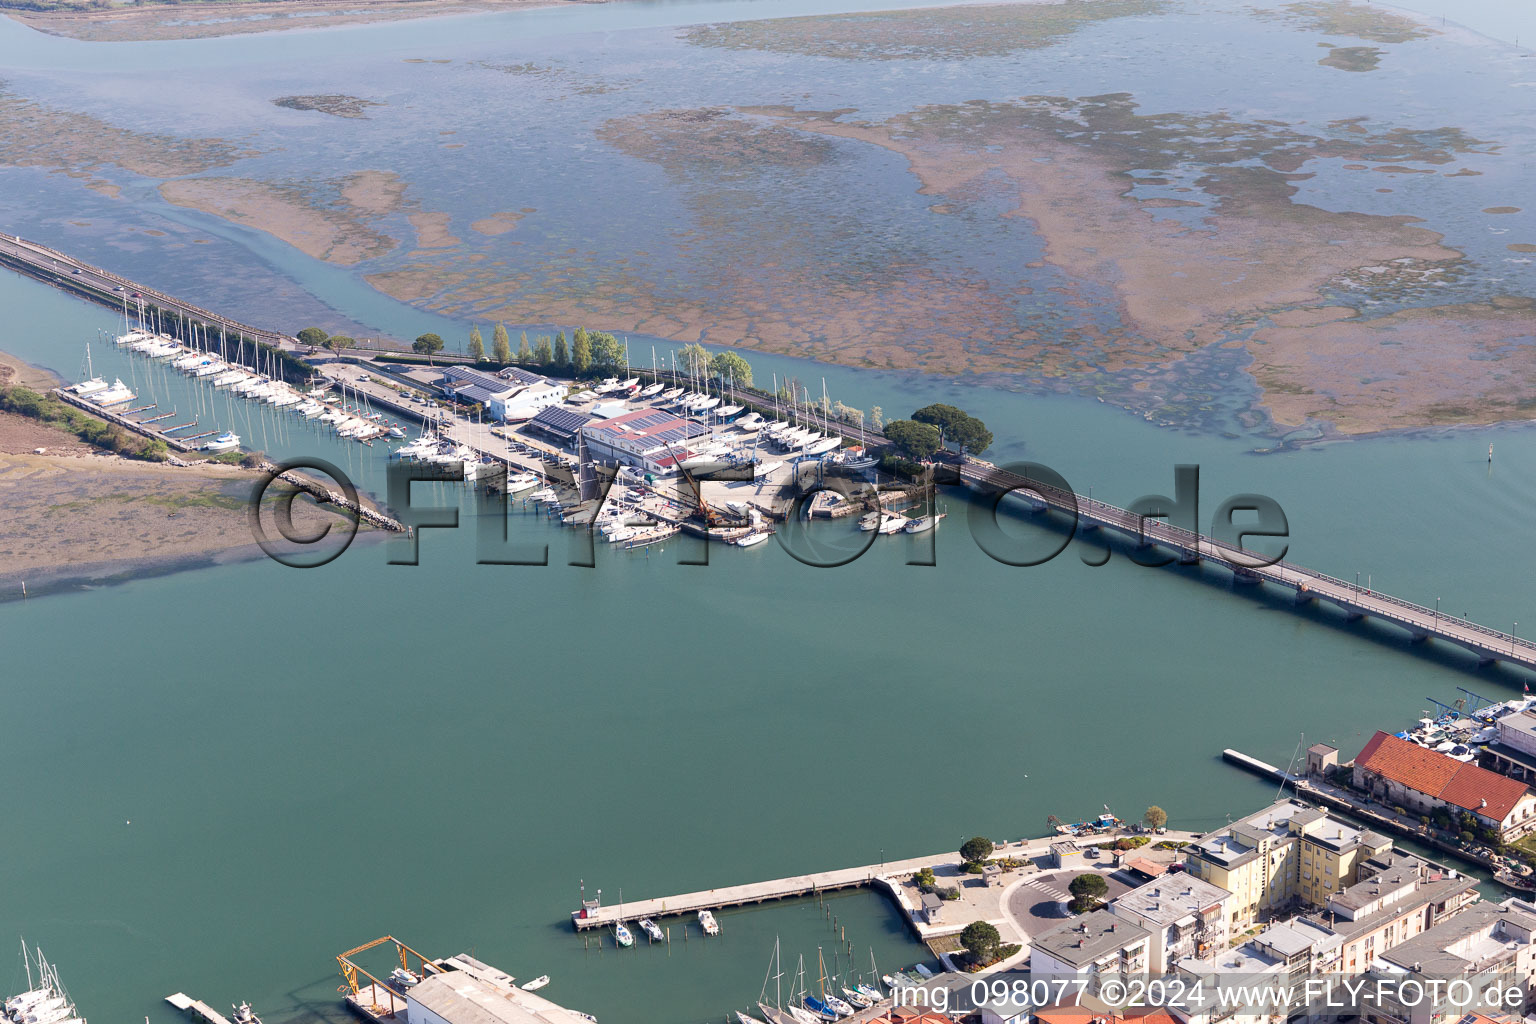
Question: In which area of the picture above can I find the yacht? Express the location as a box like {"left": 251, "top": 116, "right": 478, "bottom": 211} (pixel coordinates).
{"left": 70, "top": 375, "right": 109, "bottom": 397}
{"left": 736, "top": 532, "right": 770, "bottom": 548}
{"left": 605, "top": 526, "right": 638, "bottom": 544}
{"left": 506, "top": 471, "right": 539, "bottom": 492}
{"left": 90, "top": 380, "right": 135, "bottom": 406}
{"left": 202, "top": 432, "right": 241, "bottom": 453}
{"left": 530, "top": 487, "right": 559, "bottom": 503}
{"left": 904, "top": 513, "right": 945, "bottom": 534}
{"left": 698, "top": 910, "right": 720, "bottom": 936}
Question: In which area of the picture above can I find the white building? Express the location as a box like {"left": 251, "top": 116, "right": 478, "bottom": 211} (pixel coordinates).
{"left": 1030, "top": 910, "right": 1150, "bottom": 996}
{"left": 401, "top": 954, "right": 596, "bottom": 1024}
{"left": 1364, "top": 898, "right": 1536, "bottom": 1024}
{"left": 1108, "top": 875, "right": 1232, "bottom": 972}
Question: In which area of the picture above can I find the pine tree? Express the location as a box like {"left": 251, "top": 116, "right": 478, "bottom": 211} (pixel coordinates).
{"left": 467, "top": 325, "right": 485, "bottom": 362}
{"left": 553, "top": 331, "right": 569, "bottom": 367}
{"left": 492, "top": 323, "right": 511, "bottom": 364}
{"left": 517, "top": 331, "right": 532, "bottom": 363}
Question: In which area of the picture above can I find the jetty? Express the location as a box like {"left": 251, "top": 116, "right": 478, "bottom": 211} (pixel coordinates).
{"left": 165, "top": 993, "right": 232, "bottom": 1024}
{"left": 958, "top": 460, "right": 1536, "bottom": 673}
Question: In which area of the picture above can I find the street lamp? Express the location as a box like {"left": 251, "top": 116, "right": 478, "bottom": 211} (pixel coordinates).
{"left": 1435, "top": 597, "right": 1441, "bottom": 627}
{"left": 1355, "top": 571, "right": 1360, "bottom": 594}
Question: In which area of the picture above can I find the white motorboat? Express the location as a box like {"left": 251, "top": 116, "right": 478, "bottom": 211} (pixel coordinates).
{"left": 506, "top": 472, "right": 539, "bottom": 491}
{"left": 530, "top": 487, "right": 558, "bottom": 503}
{"left": 736, "top": 532, "right": 770, "bottom": 548}
{"left": 70, "top": 376, "right": 108, "bottom": 397}
{"left": 202, "top": 431, "right": 241, "bottom": 453}
{"left": 638, "top": 918, "right": 664, "bottom": 942}
{"left": 232, "top": 1002, "right": 264, "bottom": 1024}
{"left": 388, "top": 967, "right": 420, "bottom": 991}
{"left": 90, "top": 379, "right": 135, "bottom": 406}
{"left": 698, "top": 910, "right": 720, "bottom": 936}
{"left": 520, "top": 976, "right": 550, "bottom": 992}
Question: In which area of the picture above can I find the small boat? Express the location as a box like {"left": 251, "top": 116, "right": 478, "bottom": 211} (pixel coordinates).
{"left": 737, "top": 1013, "right": 768, "bottom": 1024}
{"left": 90, "top": 380, "right": 136, "bottom": 406}
{"left": 837, "top": 448, "right": 877, "bottom": 471}
{"left": 841, "top": 987, "right": 872, "bottom": 1009}
{"left": 614, "top": 922, "right": 634, "bottom": 947}
{"left": 506, "top": 472, "right": 539, "bottom": 492}
{"left": 698, "top": 910, "right": 720, "bottom": 936}
{"left": 638, "top": 918, "right": 664, "bottom": 942}
{"left": 912, "top": 963, "right": 934, "bottom": 978}
{"left": 877, "top": 513, "right": 906, "bottom": 534}
{"left": 736, "top": 532, "right": 770, "bottom": 548}
{"left": 904, "top": 513, "right": 946, "bottom": 534}
{"left": 520, "top": 976, "right": 550, "bottom": 991}
{"left": 202, "top": 431, "right": 241, "bottom": 453}
{"left": 802, "top": 997, "right": 838, "bottom": 1021}
{"left": 389, "top": 967, "right": 420, "bottom": 991}
{"left": 530, "top": 487, "right": 558, "bottom": 503}
{"left": 231, "top": 1003, "right": 265, "bottom": 1024}
{"left": 660, "top": 387, "right": 683, "bottom": 400}
{"left": 824, "top": 994, "right": 855, "bottom": 1017}
{"left": 388, "top": 425, "right": 406, "bottom": 439}
{"left": 856, "top": 983, "right": 883, "bottom": 1003}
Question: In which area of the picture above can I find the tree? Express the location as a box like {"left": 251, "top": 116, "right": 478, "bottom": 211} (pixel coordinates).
{"left": 708, "top": 349, "right": 753, "bottom": 387}
{"left": 679, "top": 342, "right": 710, "bottom": 379}
{"left": 492, "top": 323, "right": 512, "bottom": 364}
{"left": 572, "top": 328, "right": 593, "bottom": 374}
{"left": 324, "top": 334, "right": 355, "bottom": 355}
{"left": 554, "top": 331, "right": 569, "bottom": 367}
{"left": 533, "top": 335, "right": 553, "bottom": 366}
{"left": 517, "top": 330, "right": 532, "bottom": 363}
{"left": 590, "top": 331, "right": 625, "bottom": 370}
{"left": 960, "top": 836, "right": 995, "bottom": 865}
{"left": 413, "top": 333, "right": 445, "bottom": 364}
{"left": 870, "top": 406, "right": 883, "bottom": 430}
{"left": 884, "top": 419, "right": 942, "bottom": 460}
{"left": 912, "top": 403, "right": 993, "bottom": 454}
{"left": 914, "top": 866, "right": 936, "bottom": 890}
{"left": 1068, "top": 873, "right": 1109, "bottom": 913}
{"left": 296, "top": 326, "right": 328, "bottom": 350}
{"left": 960, "top": 921, "right": 1002, "bottom": 966}
{"left": 468, "top": 325, "right": 485, "bottom": 363}
{"left": 1144, "top": 806, "right": 1168, "bottom": 830}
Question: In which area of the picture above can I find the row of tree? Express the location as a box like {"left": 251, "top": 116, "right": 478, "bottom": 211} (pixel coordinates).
{"left": 884, "top": 403, "right": 994, "bottom": 459}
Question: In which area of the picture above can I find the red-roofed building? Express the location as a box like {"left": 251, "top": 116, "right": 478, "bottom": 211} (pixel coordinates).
{"left": 1353, "top": 731, "right": 1536, "bottom": 839}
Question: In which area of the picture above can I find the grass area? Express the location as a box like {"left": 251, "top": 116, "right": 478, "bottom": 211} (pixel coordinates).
{"left": 0, "top": 385, "right": 167, "bottom": 460}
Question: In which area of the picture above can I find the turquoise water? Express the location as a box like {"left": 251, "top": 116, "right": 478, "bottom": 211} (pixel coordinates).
{"left": 3, "top": 0, "right": 1536, "bottom": 1019}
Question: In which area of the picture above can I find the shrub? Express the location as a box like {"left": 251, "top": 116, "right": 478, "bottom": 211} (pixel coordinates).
{"left": 961, "top": 862, "right": 984, "bottom": 874}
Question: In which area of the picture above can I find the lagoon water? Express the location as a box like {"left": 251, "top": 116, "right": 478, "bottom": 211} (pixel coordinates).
{"left": 3, "top": 0, "right": 1536, "bottom": 1021}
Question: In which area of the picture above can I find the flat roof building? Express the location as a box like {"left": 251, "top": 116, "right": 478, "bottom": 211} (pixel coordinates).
{"left": 1108, "top": 875, "right": 1232, "bottom": 972}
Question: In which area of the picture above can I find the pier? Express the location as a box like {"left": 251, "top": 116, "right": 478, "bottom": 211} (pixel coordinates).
{"left": 51, "top": 388, "right": 197, "bottom": 451}
{"left": 165, "top": 993, "right": 233, "bottom": 1024}
{"left": 958, "top": 460, "right": 1536, "bottom": 673}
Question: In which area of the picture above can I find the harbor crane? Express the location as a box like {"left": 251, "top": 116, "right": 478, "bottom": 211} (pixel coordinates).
{"left": 663, "top": 440, "right": 722, "bottom": 528}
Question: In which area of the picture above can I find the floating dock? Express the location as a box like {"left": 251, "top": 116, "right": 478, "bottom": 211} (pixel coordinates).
{"left": 165, "top": 993, "right": 232, "bottom": 1024}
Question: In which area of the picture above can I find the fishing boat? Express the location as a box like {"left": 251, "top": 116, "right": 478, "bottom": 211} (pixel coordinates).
{"left": 638, "top": 918, "right": 664, "bottom": 942}
{"left": 904, "top": 513, "right": 946, "bottom": 534}
{"left": 519, "top": 976, "right": 550, "bottom": 992}
{"left": 736, "top": 532, "right": 770, "bottom": 548}
{"left": 698, "top": 910, "right": 720, "bottom": 935}
{"left": 202, "top": 432, "right": 241, "bottom": 453}
{"left": 614, "top": 922, "right": 634, "bottom": 948}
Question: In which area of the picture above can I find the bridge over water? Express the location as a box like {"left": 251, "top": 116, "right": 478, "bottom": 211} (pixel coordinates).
{"left": 957, "top": 459, "right": 1536, "bottom": 674}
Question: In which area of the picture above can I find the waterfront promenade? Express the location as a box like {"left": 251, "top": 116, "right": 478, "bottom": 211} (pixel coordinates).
{"left": 959, "top": 461, "right": 1536, "bottom": 673}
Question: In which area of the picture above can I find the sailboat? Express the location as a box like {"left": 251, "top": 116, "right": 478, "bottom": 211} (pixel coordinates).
{"left": 613, "top": 922, "right": 634, "bottom": 948}
{"left": 804, "top": 949, "right": 844, "bottom": 1020}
